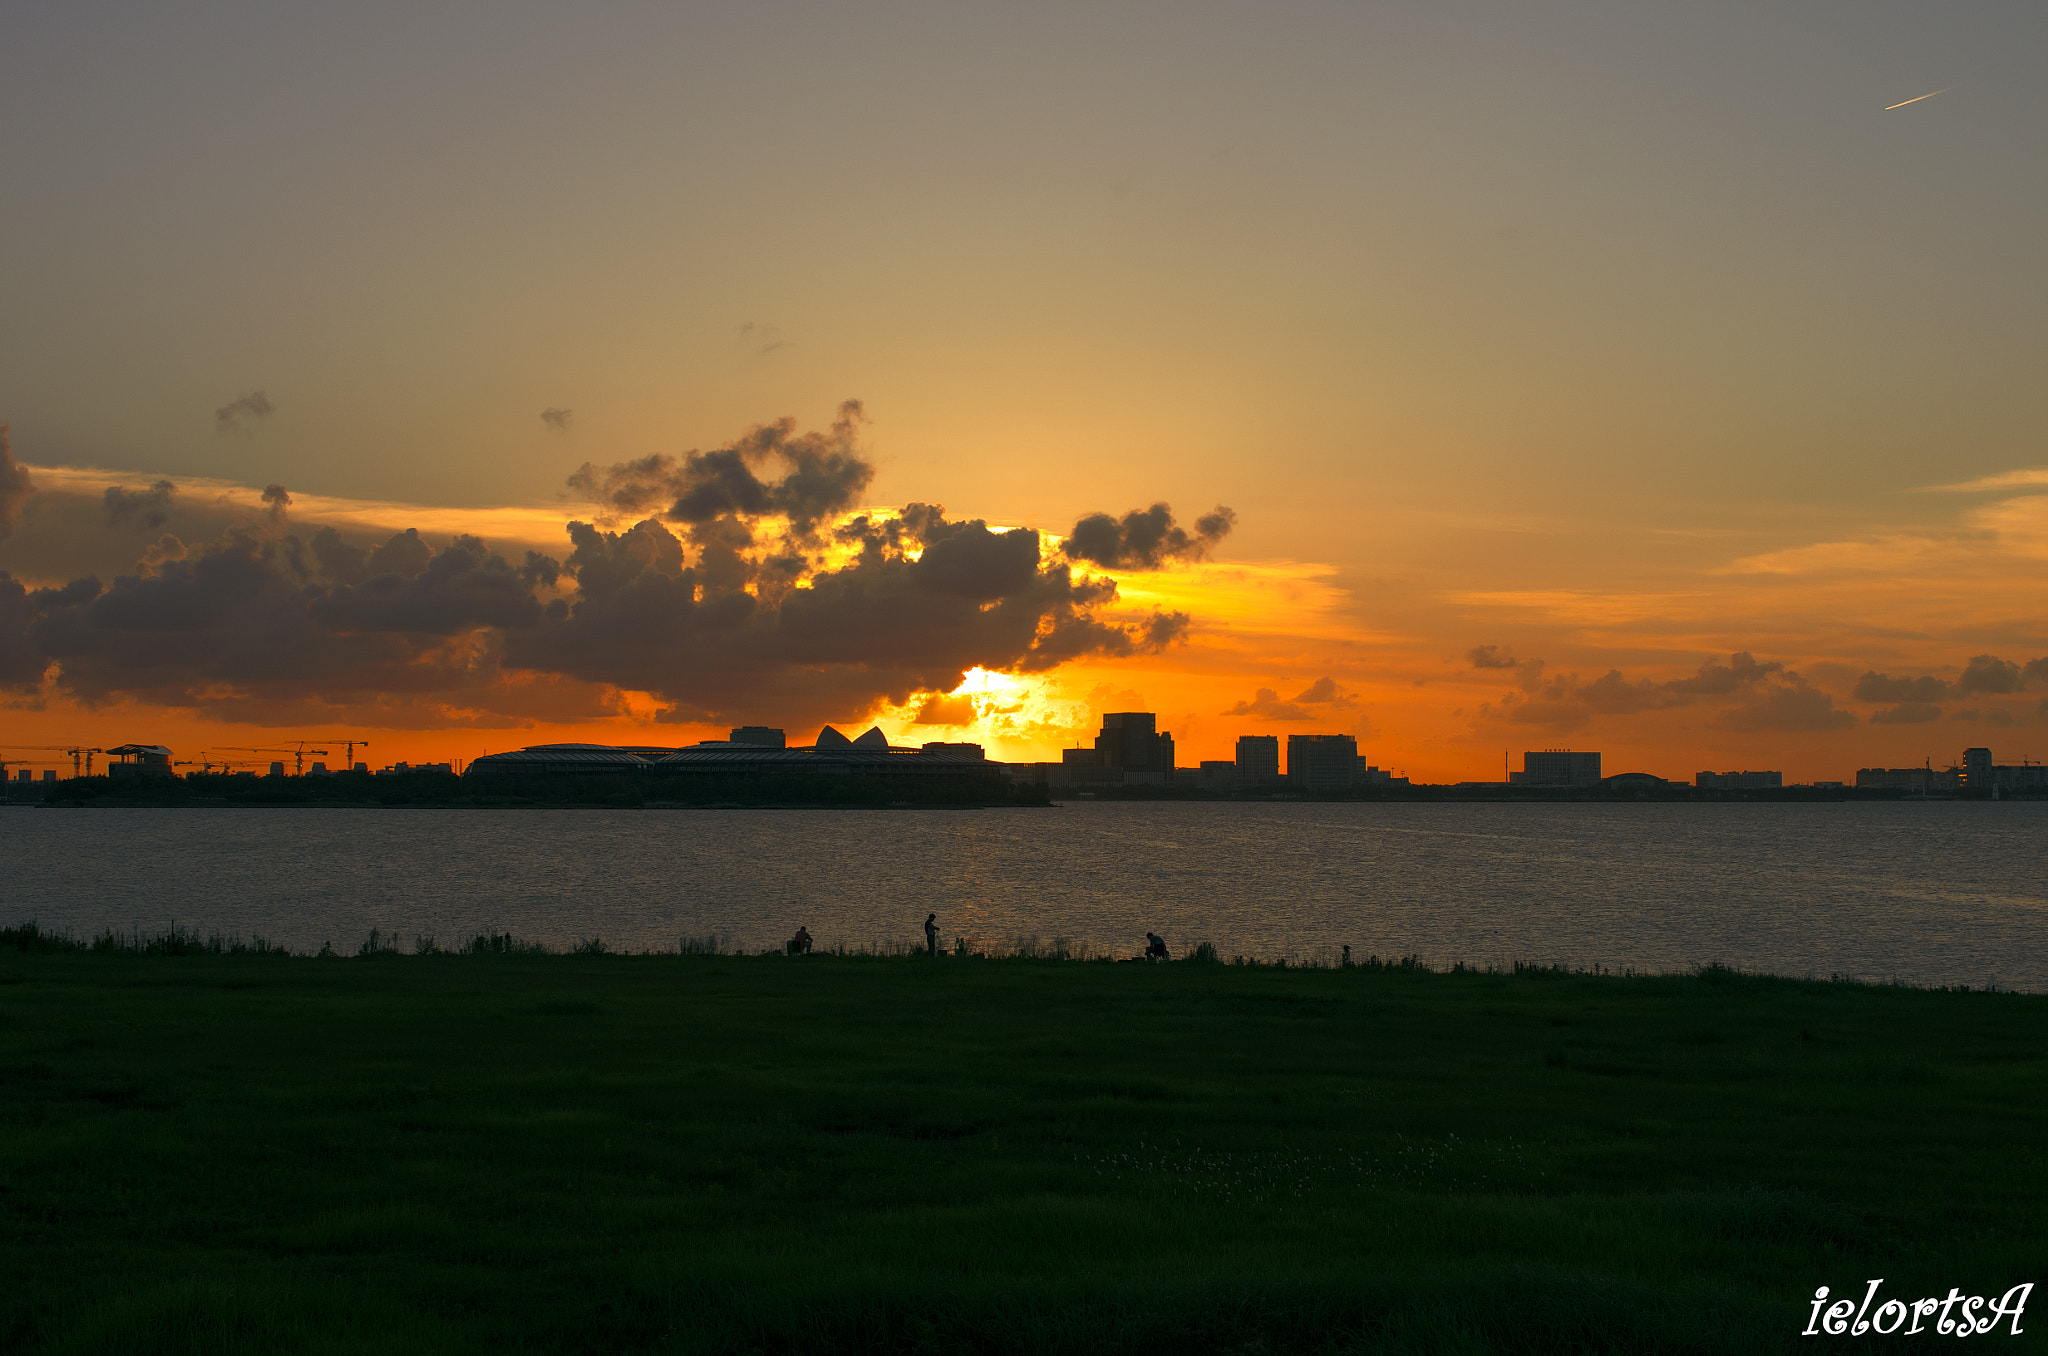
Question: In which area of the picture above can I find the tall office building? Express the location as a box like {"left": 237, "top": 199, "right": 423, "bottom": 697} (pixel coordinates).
{"left": 1084, "top": 712, "right": 1176, "bottom": 786}
{"left": 1235, "top": 734, "right": 1280, "bottom": 787}
{"left": 1287, "top": 733, "right": 1358, "bottom": 793}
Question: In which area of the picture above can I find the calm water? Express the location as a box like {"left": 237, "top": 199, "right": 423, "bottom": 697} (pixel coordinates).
{"left": 3, "top": 801, "right": 2043, "bottom": 990}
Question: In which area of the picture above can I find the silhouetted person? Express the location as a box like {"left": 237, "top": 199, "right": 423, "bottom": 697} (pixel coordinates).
{"left": 788, "top": 926, "right": 812, "bottom": 956}
{"left": 1146, "top": 932, "right": 1169, "bottom": 963}
{"left": 924, "top": 913, "right": 938, "bottom": 956}
{"left": 1342, "top": 944, "right": 1352, "bottom": 967}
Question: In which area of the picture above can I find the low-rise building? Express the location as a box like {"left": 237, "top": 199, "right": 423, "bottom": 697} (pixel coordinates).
{"left": 106, "top": 744, "right": 175, "bottom": 779}
{"left": 1696, "top": 770, "right": 1783, "bottom": 790}
{"left": 1509, "top": 750, "right": 1602, "bottom": 787}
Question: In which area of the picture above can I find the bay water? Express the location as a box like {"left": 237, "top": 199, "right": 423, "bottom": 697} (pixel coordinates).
{"left": 4, "top": 800, "right": 2042, "bottom": 990}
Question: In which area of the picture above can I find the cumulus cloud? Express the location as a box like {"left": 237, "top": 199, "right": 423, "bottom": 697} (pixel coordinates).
{"left": 261, "top": 483, "right": 291, "bottom": 526}
{"left": 541, "top": 408, "right": 573, "bottom": 432}
{"left": 1950, "top": 707, "right": 2018, "bottom": 727}
{"left": 1665, "top": 651, "right": 1782, "bottom": 695}
{"left": 1709, "top": 678, "right": 1855, "bottom": 732}
{"left": 104, "top": 480, "right": 177, "bottom": 530}
{"left": 1062, "top": 502, "right": 1235, "bottom": 570}
{"left": 215, "top": 391, "right": 274, "bottom": 434}
{"left": 0, "top": 406, "right": 1224, "bottom": 730}
{"left": 1870, "top": 701, "right": 1943, "bottom": 725}
{"left": 1478, "top": 651, "right": 1847, "bottom": 733}
{"left": 1467, "top": 644, "right": 1520, "bottom": 669}
{"left": 1854, "top": 671, "right": 1949, "bottom": 703}
{"left": 1223, "top": 676, "right": 1355, "bottom": 722}
{"left": 1956, "top": 654, "right": 2021, "bottom": 695}
{"left": 0, "top": 424, "right": 34, "bottom": 539}
{"left": 569, "top": 399, "right": 873, "bottom": 540}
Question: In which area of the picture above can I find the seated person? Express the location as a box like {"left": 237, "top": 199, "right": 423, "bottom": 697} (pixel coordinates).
{"left": 1145, "top": 932, "right": 1169, "bottom": 962}
{"left": 788, "top": 926, "right": 813, "bottom": 955}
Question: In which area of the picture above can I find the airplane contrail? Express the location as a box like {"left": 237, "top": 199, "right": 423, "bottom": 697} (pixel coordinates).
{"left": 1884, "top": 89, "right": 1949, "bottom": 110}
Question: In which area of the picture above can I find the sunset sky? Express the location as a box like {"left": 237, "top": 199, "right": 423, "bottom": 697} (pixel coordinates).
{"left": 4, "top": 1, "right": 2046, "bottom": 782}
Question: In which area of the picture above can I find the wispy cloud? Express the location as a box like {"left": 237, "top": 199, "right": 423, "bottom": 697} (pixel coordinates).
{"left": 215, "top": 391, "right": 274, "bottom": 434}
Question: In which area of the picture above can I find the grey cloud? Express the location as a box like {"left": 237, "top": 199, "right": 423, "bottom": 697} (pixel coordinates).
{"left": 1479, "top": 651, "right": 1847, "bottom": 733}
{"left": 368, "top": 528, "right": 434, "bottom": 579}
{"left": 104, "top": 480, "right": 177, "bottom": 530}
{"left": 1223, "top": 687, "right": 1314, "bottom": 721}
{"left": 1710, "top": 680, "right": 1855, "bottom": 732}
{"left": 1949, "top": 707, "right": 2017, "bottom": 727}
{"left": 1665, "top": 651, "right": 1781, "bottom": 695}
{"left": 568, "top": 399, "right": 873, "bottom": 540}
{"left": 1223, "top": 675, "right": 1352, "bottom": 722}
{"left": 1063, "top": 503, "right": 1235, "bottom": 570}
{"left": 541, "top": 408, "right": 573, "bottom": 432}
{"left": 0, "top": 424, "right": 33, "bottom": 539}
{"left": 215, "top": 391, "right": 274, "bottom": 433}
{"left": 1871, "top": 702, "right": 1943, "bottom": 725}
{"left": 261, "top": 484, "right": 291, "bottom": 525}
{"left": 1468, "top": 644, "right": 1519, "bottom": 669}
{"left": 1956, "top": 654, "right": 2021, "bottom": 695}
{"left": 1854, "top": 671, "right": 1949, "bottom": 703}
{"left": 1138, "top": 610, "right": 1192, "bottom": 652}
{"left": 1, "top": 407, "right": 1225, "bottom": 730}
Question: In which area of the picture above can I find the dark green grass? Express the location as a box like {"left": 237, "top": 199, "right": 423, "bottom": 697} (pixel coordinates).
{"left": 0, "top": 941, "right": 2041, "bottom": 1354}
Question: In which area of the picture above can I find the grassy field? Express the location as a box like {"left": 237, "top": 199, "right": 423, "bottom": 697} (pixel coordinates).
{"left": 1, "top": 939, "right": 2041, "bottom": 1354}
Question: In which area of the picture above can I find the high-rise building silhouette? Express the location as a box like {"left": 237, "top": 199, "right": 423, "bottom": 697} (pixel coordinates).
{"left": 1287, "top": 733, "right": 1357, "bottom": 793}
{"left": 1235, "top": 734, "right": 1280, "bottom": 787}
{"left": 1095, "top": 712, "right": 1174, "bottom": 786}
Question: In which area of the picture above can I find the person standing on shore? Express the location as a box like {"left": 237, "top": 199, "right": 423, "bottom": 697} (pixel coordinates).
{"left": 924, "top": 912, "right": 938, "bottom": 956}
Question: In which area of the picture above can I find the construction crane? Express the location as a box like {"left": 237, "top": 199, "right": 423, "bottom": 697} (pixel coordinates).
{"left": 218, "top": 743, "right": 330, "bottom": 775}
{"left": 321, "top": 737, "right": 369, "bottom": 772}
{"left": 0, "top": 745, "right": 102, "bottom": 777}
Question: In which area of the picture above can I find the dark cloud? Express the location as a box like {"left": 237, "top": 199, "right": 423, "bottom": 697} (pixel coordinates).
{"left": 1062, "top": 503, "right": 1235, "bottom": 570}
{"left": 1709, "top": 679, "right": 1855, "bottom": 732}
{"left": 1137, "top": 610, "right": 1192, "bottom": 652}
{"left": 568, "top": 399, "right": 873, "bottom": 540}
{"left": 104, "top": 480, "right": 177, "bottom": 530}
{"left": 1854, "top": 671, "right": 1949, "bottom": 703}
{"left": 261, "top": 484, "right": 291, "bottom": 526}
{"left": 1870, "top": 702, "right": 1943, "bottom": 725}
{"left": 1478, "top": 651, "right": 1848, "bottom": 733}
{"left": 0, "top": 425, "right": 37, "bottom": 539}
{"left": 1949, "top": 707, "right": 2017, "bottom": 727}
{"left": 1665, "top": 651, "right": 1781, "bottom": 695}
{"left": 368, "top": 528, "right": 433, "bottom": 578}
{"left": 1223, "top": 688, "right": 1314, "bottom": 721}
{"left": 1956, "top": 654, "right": 2021, "bottom": 695}
{"left": 215, "top": 391, "right": 274, "bottom": 434}
{"left": 1468, "top": 644, "right": 1519, "bottom": 669}
{"left": 0, "top": 407, "right": 1228, "bottom": 730}
{"left": 505, "top": 498, "right": 1158, "bottom": 715}
{"left": 541, "top": 408, "right": 573, "bottom": 433}
{"left": 1221, "top": 677, "right": 1352, "bottom": 722}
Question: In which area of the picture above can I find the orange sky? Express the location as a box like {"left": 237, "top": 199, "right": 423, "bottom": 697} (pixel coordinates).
{"left": 4, "top": 454, "right": 2045, "bottom": 783}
